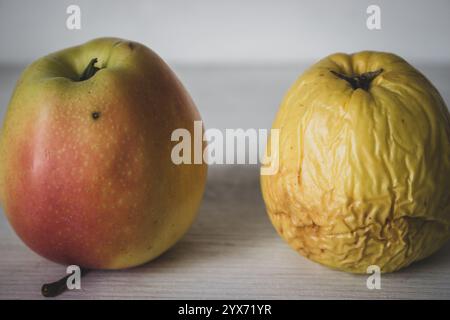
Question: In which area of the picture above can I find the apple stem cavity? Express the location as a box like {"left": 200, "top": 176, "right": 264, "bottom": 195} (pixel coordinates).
{"left": 41, "top": 268, "right": 89, "bottom": 298}
{"left": 79, "top": 58, "right": 101, "bottom": 81}
{"left": 330, "top": 69, "right": 383, "bottom": 91}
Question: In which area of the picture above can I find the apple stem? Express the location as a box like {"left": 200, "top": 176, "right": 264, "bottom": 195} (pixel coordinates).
{"left": 41, "top": 268, "right": 89, "bottom": 298}
{"left": 79, "top": 58, "right": 100, "bottom": 81}
{"left": 330, "top": 69, "right": 383, "bottom": 91}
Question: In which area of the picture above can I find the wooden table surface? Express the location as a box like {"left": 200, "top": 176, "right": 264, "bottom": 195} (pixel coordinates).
{"left": 0, "top": 64, "right": 450, "bottom": 299}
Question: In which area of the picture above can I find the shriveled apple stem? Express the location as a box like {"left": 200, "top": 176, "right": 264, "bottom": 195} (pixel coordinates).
{"left": 330, "top": 69, "right": 383, "bottom": 91}
{"left": 79, "top": 58, "right": 100, "bottom": 81}
{"left": 41, "top": 268, "right": 88, "bottom": 298}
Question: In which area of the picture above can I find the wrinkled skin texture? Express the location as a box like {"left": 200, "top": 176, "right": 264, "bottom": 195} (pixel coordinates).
{"left": 0, "top": 38, "right": 207, "bottom": 269}
{"left": 261, "top": 51, "right": 450, "bottom": 273}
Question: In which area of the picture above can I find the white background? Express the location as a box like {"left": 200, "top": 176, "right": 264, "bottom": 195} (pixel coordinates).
{"left": 1, "top": 0, "right": 450, "bottom": 65}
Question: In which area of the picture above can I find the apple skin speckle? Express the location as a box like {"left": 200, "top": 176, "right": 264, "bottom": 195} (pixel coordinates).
{"left": 0, "top": 38, "right": 207, "bottom": 269}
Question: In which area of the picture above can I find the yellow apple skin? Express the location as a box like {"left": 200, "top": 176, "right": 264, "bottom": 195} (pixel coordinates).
{"left": 0, "top": 38, "right": 207, "bottom": 269}
{"left": 261, "top": 51, "right": 450, "bottom": 273}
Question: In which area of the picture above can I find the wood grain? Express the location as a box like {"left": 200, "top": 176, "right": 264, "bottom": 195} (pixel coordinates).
{"left": 1, "top": 165, "right": 450, "bottom": 299}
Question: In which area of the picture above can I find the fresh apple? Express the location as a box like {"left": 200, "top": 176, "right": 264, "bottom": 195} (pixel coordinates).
{"left": 0, "top": 38, "right": 207, "bottom": 269}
